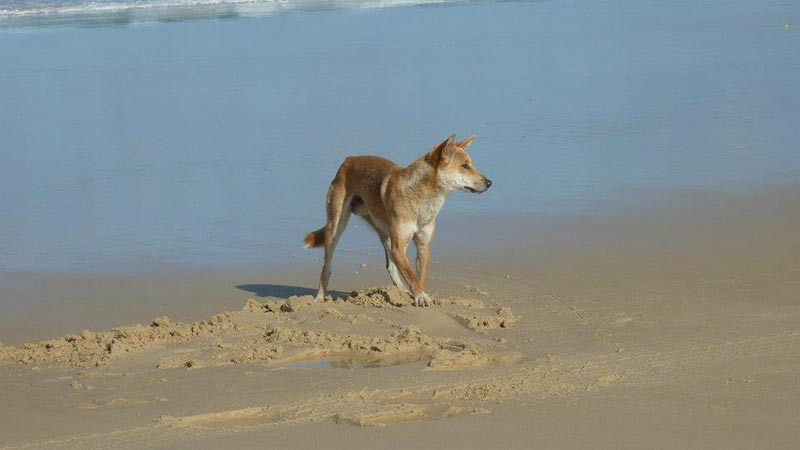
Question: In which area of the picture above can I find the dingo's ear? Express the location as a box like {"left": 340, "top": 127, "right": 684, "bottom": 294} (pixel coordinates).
{"left": 456, "top": 135, "right": 476, "bottom": 150}
{"left": 428, "top": 134, "right": 457, "bottom": 166}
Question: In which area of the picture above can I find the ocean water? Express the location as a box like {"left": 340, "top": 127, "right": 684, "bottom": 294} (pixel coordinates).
{"left": 0, "top": 0, "right": 798, "bottom": 273}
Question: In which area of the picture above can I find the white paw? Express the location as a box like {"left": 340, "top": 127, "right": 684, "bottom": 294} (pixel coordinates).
{"left": 413, "top": 292, "right": 431, "bottom": 307}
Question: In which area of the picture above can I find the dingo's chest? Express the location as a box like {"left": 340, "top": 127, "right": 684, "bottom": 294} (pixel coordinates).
{"left": 416, "top": 195, "right": 446, "bottom": 226}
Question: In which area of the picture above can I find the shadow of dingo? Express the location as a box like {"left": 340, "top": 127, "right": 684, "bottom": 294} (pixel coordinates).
{"left": 236, "top": 284, "right": 348, "bottom": 299}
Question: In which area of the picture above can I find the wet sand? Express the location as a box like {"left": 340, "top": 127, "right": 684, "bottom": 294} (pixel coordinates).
{"left": 2, "top": 184, "right": 799, "bottom": 449}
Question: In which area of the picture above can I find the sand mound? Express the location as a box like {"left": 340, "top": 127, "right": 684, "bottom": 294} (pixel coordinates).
{"left": 449, "top": 307, "right": 518, "bottom": 332}
{"left": 0, "top": 341, "right": 15, "bottom": 364}
{"left": 1, "top": 314, "right": 234, "bottom": 367}
{"left": 340, "top": 285, "right": 413, "bottom": 307}
{"left": 427, "top": 348, "right": 524, "bottom": 371}
{"left": 1, "top": 285, "right": 518, "bottom": 371}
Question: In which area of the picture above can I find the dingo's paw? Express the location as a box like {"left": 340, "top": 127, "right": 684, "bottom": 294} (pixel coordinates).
{"left": 413, "top": 292, "right": 431, "bottom": 307}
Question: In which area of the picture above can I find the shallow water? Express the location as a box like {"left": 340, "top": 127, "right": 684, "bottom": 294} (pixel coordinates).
{"left": 1, "top": 0, "right": 798, "bottom": 273}
{"left": 286, "top": 360, "right": 335, "bottom": 370}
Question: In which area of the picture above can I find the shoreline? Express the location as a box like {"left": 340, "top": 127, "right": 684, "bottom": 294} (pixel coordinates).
{"left": 2, "top": 182, "right": 799, "bottom": 345}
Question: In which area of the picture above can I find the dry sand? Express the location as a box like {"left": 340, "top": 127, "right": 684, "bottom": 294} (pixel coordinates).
{"left": 1, "top": 186, "right": 799, "bottom": 449}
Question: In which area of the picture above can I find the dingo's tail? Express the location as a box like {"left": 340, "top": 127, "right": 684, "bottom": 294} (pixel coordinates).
{"left": 303, "top": 227, "right": 326, "bottom": 249}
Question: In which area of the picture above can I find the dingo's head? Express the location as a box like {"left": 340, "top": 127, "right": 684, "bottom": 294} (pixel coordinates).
{"left": 428, "top": 134, "right": 492, "bottom": 194}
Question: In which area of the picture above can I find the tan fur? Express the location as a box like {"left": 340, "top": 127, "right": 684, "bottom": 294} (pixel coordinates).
{"left": 305, "top": 134, "right": 491, "bottom": 306}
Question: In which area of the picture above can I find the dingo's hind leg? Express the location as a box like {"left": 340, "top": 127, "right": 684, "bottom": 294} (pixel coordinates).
{"left": 353, "top": 202, "right": 411, "bottom": 294}
{"left": 315, "top": 178, "right": 352, "bottom": 302}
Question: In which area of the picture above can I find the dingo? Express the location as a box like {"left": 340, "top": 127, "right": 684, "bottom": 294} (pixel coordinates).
{"left": 304, "top": 134, "right": 492, "bottom": 306}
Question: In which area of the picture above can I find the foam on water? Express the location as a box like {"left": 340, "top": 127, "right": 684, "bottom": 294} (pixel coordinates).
{"left": 0, "top": 0, "right": 477, "bottom": 29}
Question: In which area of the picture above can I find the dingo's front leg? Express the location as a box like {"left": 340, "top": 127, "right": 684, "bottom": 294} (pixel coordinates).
{"left": 389, "top": 226, "right": 430, "bottom": 307}
{"left": 414, "top": 221, "right": 435, "bottom": 293}
{"left": 380, "top": 234, "right": 411, "bottom": 294}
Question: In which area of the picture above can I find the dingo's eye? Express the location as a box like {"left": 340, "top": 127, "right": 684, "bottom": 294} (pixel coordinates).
{"left": 461, "top": 164, "right": 470, "bottom": 170}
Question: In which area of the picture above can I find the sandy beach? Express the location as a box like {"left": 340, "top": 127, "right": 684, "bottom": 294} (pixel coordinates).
{"left": 2, "top": 0, "right": 799, "bottom": 448}
{"left": 2, "top": 184, "right": 799, "bottom": 449}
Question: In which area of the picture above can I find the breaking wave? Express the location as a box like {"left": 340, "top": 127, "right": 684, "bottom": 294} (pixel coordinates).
{"left": 0, "top": 0, "right": 484, "bottom": 30}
